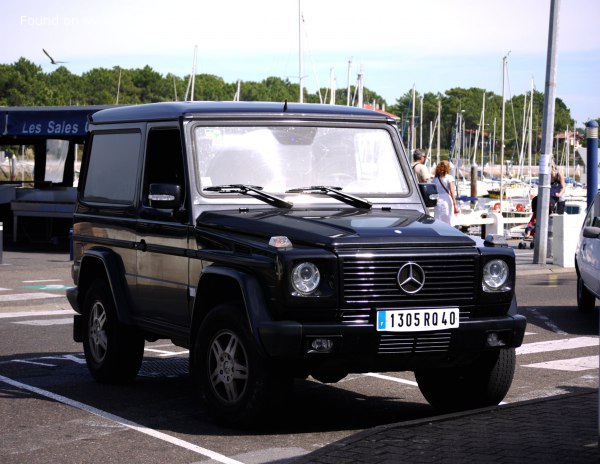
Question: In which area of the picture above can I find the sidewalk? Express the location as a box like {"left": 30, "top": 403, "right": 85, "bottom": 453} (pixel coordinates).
{"left": 294, "top": 391, "right": 598, "bottom": 463}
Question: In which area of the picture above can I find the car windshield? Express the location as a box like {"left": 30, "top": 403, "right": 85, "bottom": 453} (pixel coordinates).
{"left": 194, "top": 125, "right": 409, "bottom": 197}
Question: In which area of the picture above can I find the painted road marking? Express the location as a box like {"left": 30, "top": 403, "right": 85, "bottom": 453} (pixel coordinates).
{"left": 0, "top": 288, "right": 10, "bottom": 292}
{"left": 22, "top": 279, "right": 63, "bottom": 283}
{"left": 0, "top": 374, "right": 245, "bottom": 464}
{"left": 21, "top": 284, "right": 72, "bottom": 291}
{"left": 0, "top": 309, "right": 75, "bottom": 319}
{"left": 363, "top": 372, "right": 418, "bottom": 387}
{"left": 523, "top": 355, "right": 599, "bottom": 372}
{"left": 13, "top": 317, "right": 73, "bottom": 326}
{"left": 11, "top": 359, "right": 57, "bottom": 367}
{"left": 144, "top": 347, "right": 189, "bottom": 357}
{"left": 516, "top": 337, "right": 598, "bottom": 355}
{"left": 0, "top": 292, "right": 64, "bottom": 302}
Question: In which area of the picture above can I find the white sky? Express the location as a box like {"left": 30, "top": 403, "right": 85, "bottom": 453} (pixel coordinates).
{"left": 2, "top": 0, "right": 599, "bottom": 126}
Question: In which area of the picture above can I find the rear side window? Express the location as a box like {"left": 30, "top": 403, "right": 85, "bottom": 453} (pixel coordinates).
{"left": 83, "top": 132, "right": 142, "bottom": 204}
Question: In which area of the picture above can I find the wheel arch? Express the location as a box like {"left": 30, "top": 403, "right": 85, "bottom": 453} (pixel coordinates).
{"left": 78, "top": 249, "right": 134, "bottom": 325}
{"left": 190, "top": 266, "right": 270, "bottom": 355}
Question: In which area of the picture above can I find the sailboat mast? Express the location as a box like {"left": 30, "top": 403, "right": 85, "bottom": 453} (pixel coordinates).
{"left": 500, "top": 53, "right": 508, "bottom": 212}
{"left": 346, "top": 59, "right": 352, "bottom": 106}
{"left": 436, "top": 99, "right": 441, "bottom": 165}
{"left": 419, "top": 96, "right": 423, "bottom": 149}
{"left": 528, "top": 79, "right": 534, "bottom": 180}
{"left": 298, "top": 0, "right": 303, "bottom": 103}
{"left": 481, "top": 91, "right": 485, "bottom": 171}
{"left": 410, "top": 85, "right": 416, "bottom": 152}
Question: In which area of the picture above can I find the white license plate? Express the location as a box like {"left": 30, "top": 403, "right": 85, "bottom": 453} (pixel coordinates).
{"left": 376, "top": 308, "right": 460, "bottom": 332}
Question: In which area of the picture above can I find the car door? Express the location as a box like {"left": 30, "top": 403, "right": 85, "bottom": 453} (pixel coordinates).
{"left": 579, "top": 192, "right": 600, "bottom": 296}
{"left": 134, "top": 125, "right": 191, "bottom": 330}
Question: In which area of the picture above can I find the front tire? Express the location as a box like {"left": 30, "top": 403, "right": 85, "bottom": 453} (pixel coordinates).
{"left": 82, "top": 279, "right": 145, "bottom": 383}
{"left": 415, "top": 348, "right": 516, "bottom": 412}
{"left": 577, "top": 274, "right": 596, "bottom": 312}
{"left": 193, "top": 304, "right": 289, "bottom": 427}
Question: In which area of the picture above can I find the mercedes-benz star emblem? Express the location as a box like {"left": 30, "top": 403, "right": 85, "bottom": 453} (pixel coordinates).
{"left": 397, "top": 262, "right": 426, "bottom": 294}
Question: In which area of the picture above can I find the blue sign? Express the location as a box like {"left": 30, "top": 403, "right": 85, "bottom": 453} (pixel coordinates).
{"left": 1, "top": 106, "right": 109, "bottom": 138}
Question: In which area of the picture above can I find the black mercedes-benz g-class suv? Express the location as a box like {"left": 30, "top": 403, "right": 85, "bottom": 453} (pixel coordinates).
{"left": 68, "top": 101, "right": 526, "bottom": 425}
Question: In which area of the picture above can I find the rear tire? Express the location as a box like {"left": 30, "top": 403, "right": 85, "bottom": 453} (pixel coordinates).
{"left": 415, "top": 348, "right": 516, "bottom": 412}
{"left": 82, "top": 279, "right": 145, "bottom": 383}
{"left": 577, "top": 274, "right": 596, "bottom": 312}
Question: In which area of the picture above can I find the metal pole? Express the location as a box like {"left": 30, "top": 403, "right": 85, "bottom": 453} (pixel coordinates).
{"left": 534, "top": 0, "right": 560, "bottom": 264}
{"left": 586, "top": 121, "right": 598, "bottom": 209}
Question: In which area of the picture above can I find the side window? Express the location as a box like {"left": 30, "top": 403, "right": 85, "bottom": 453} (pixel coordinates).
{"left": 82, "top": 132, "right": 141, "bottom": 204}
{"left": 142, "top": 128, "right": 185, "bottom": 207}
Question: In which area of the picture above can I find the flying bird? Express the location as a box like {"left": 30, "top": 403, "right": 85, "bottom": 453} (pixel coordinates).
{"left": 42, "top": 49, "right": 67, "bottom": 65}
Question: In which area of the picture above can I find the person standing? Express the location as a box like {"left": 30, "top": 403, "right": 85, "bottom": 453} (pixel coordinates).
{"left": 432, "top": 160, "right": 459, "bottom": 224}
{"left": 412, "top": 149, "right": 431, "bottom": 183}
{"left": 550, "top": 161, "right": 566, "bottom": 214}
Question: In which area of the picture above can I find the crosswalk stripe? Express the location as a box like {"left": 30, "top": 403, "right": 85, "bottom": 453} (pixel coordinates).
{"left": 523, "top": 355, "right": 599, "bottom": 372}
{"left": 516, "top": 337, "right": 598, "bottom": 355}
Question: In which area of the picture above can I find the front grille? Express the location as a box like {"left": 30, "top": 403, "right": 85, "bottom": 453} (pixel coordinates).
{"left": 378, "top": 332, "right": 452, "bottom": 354}
{"left": 340, "top": 252, "right": 478, "bottom": 323}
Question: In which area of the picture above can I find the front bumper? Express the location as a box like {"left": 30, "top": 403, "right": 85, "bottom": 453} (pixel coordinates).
{"left": 258, "top": 314, "right": 527, "bottom": 362}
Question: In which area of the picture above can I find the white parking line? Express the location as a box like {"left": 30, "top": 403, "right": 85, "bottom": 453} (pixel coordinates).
{"left": 516, "top": 337, "right": 598, "bottom": 355}
{"left": 144, "top": 348, "right": 189, "bottom": 357}
{"left": 11, "top": 359, "right": 57, "bottom": 367}
{"left": 363, "top": 372, "right": 418, "bottom": 387}
{"left": 0, "top": 374, "right": 245, "bottom": 464}
{"left": 0, "top": 309, "right": 75, "bottom": 319}
{"left": 22, "top": 279, "right": 63, "bottom": 283}
{"left": 13, "top": 317, "right": 73, "bottom": 326}
{"left": 523, "top": 355, "right": 599, "bottom": 372}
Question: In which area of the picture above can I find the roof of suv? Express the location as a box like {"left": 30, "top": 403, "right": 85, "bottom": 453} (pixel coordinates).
{"left": 90, "top": 101, "right": 390, "bottom": 124}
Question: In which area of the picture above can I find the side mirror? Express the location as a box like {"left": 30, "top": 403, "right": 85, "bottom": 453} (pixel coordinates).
{"left": 582, "top": 226, "right": 600, "bottom": 239}
{"left": 148, "top": 183, "right": 182, "bottom": 210}
{"left": 419, "top": 182, "right": 438, "bottom": 208}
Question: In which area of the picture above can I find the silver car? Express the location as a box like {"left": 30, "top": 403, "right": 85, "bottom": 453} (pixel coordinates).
{"left": 575, "top": 190, "right": 600, "bottom": 312}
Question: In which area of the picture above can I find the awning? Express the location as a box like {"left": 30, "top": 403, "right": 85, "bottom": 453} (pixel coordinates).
{"left": 0, "top": 105, "right": 111, "bottom": 140}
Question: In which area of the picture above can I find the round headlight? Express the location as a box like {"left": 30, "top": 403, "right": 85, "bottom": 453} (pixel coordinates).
{"left": 482, "top": 259, "right": 509, "bottom": 291}
{"left": 291, "top": 262, "right": 320, "bottom": 295}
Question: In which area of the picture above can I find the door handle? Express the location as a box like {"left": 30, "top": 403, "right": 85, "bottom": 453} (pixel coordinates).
{"left": 136, "top": 239, "right": 147, "bottom": 252}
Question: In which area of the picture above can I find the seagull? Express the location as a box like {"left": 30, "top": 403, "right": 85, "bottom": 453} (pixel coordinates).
{"left": 42, "top": 49, "right": 67, "bottom": 65}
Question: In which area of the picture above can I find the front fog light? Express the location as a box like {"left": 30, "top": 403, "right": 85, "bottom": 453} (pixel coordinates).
{"left": 482, "top": 259, "right": 509, "bottom": 291}
{"left": 486, "top": 332, "right": 506, "bottom": 347}
{"left": 311, "top": 338, "right": 334, "bottom": 352}
{"left": 291, "top": 262, "right": 320, "bottom": 295}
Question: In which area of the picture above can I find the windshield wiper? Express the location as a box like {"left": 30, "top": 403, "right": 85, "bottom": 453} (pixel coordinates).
{"left": 286, "top": 186, "right": 372, "bottom": 209}
{"left": 204, "top": 184, "right": 293, "bottom": 209}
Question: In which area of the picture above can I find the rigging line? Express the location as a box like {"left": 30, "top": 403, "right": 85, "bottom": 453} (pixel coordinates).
{"left": 300, "top": 10, "right": 324, "bottom": 104}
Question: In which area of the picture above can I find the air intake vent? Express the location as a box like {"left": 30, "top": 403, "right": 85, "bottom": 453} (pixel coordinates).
{"left": 379, "top": 332, "right": 452, "bottom": 354}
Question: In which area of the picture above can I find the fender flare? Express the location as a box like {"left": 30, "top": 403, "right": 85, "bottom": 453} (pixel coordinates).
{"left": 192, "top": 266, "right": 273, "bottom": 352}
{"left": 78, "top": 249, "right": 134, "bottom": 325}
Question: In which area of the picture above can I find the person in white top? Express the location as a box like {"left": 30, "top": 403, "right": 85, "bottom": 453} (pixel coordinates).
{"left": 432, "top": 160, "right": 459, "bottom": 224}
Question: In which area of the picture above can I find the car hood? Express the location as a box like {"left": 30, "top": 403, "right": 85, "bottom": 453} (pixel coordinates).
{"left": 196, "top": 208, "right": 475, "bottom": 248}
